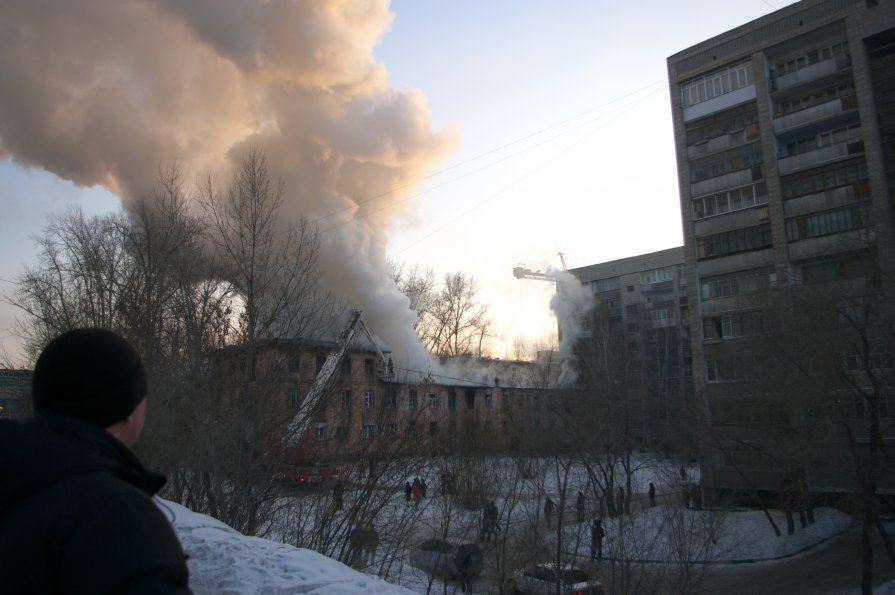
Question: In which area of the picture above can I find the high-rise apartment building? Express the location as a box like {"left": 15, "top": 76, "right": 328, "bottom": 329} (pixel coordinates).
{"left": 668, "top": 0, "right": 894, "bottom": 502}
{"left": 568, "top": 247, "right": 694, "bottom": 451}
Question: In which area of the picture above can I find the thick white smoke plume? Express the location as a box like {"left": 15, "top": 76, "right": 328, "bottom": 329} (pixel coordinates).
{"left": 0, "top": 0, "right": 458, "bottom": 373}
{"left": 549, "top": 270, "right": 594, "bottom": 384}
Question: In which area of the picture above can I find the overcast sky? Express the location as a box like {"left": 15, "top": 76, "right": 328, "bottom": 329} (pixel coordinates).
{"left": 0, "top": 0, "right": 799, "bottom": 366}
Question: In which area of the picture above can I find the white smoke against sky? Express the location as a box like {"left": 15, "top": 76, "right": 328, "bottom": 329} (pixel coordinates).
{"left": 549, "top": 270, "right": 594, "bottom": 384}
{"left": 0, "top": 0, "right": 458, "bottom": 372}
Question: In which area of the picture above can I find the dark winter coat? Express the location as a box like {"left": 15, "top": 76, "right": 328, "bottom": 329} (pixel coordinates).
{"left": 0, "top": 412, "right": 192, "bottom": 594}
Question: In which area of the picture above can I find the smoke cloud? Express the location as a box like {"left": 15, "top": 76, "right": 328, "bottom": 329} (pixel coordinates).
{"left": 550, "top": 270, "right": 594, "bottom": 384}
{"left": 0, "top": 0, "right": 458, "bottom": 372}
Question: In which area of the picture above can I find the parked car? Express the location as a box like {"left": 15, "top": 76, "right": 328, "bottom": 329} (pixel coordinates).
{"left": 511, "top": 563, "right": 605, "bottom": 594}
{"left": 409, "top": 539, "right": 483, "bottom": 579}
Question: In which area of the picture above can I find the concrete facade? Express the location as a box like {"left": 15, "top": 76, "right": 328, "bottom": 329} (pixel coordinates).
{"left": 668, "top": 0, "right": 895, "bottom": 501}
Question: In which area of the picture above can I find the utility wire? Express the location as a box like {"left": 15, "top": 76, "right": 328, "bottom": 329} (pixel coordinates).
{"left": 313, "top": 80, "right": 666, "bottom": 229}
{"left": 390, "top": 85, "right": 662, "bottom": 256}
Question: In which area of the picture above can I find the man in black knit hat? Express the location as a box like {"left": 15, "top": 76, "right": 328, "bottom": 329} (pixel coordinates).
{"left": 0, "top": 328, "right": 192, "bottom": 594}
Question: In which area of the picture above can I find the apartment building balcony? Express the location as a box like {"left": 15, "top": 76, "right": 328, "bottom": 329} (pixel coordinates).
{"left": 770, "top": 54, "right": 851, "bottom": 93}
{"left": 700, "top": 292, "right": 775, "bottom": 317}
{"left": 787, "top": 228, "right": 874, "bottom": 261}
{"left": 696, "top": 248, "right": 774, "bottom": 277}
{"left": 777, "top": 140, "right": 864, "bottom": 175}
{"left": 688, "top": 123, "right": 761, "bottom": 160}
{"left": 691, "top": 167, "right": 758, "bottom": 197}
{"left": 695, "top": 206, "right": 769, "bottom": 238}
{"left": 683, "top": 85, "right": 756, "bottom": 123}
{"left": 783, "top": 182, "right": 869, "bottom": 218}
{"left": 772, "top": 94, "right": 858, "bottom": 137}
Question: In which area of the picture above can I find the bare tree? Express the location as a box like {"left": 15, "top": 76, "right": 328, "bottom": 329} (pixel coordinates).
{"left": 421, "top": 272, "right": 492, "bottom": 357}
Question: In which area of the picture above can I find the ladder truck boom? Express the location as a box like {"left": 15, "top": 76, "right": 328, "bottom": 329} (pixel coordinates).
{"left": 286, "top": 310, "right": 363, "bottom": 445}
{"left": 285, "top": 309, "right": 392, "bottom": 445}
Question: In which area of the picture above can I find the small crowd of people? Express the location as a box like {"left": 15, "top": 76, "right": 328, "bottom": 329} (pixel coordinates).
{"left": 404, "top": 476, "right": 427, "bottom": 504}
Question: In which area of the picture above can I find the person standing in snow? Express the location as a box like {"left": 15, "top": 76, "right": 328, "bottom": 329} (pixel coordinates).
{"left": 648, "top": 482, "right": 657, "bottom": 507}
{"left": 404, "top": 480, "right": 413, "bottom": 503}
{"left": 332, "top": 478, "right": 344, "bottom": 511}
{"left": 576, "top": 490, "right": 586, "bottom": 522}
{"left": 590, "top": 518, "right": 605, "bottom": 562}
{"left": 412, "top": 481, "right": 421, "bottom": 505}
{"left": 543, "top": 496, "right": 555, "bottom": 528}
{"left": 615, "top": 486, "right": 626, "bottom": 516}
{"left": 0, "top": 328, "right": 191, "bottom": 594}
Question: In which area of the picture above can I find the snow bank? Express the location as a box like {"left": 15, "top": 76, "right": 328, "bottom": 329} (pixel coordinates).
{"left": 160, "top": 499, "right": 414, "bottom": 595}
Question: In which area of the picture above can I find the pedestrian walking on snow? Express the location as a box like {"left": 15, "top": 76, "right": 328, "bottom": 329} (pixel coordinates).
{"left": 648, "top": 482, "right": 656, "bottom": 507}
{"left": 404, "top": 481, "right": 412, "bottom": 503}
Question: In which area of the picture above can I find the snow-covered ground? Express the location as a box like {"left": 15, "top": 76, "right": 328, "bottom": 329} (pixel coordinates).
{"left": 163, "top": 496, "right": 881, "bottom": 594}
{"left": 163, "top": 499, "right": 417, "bottom": 594}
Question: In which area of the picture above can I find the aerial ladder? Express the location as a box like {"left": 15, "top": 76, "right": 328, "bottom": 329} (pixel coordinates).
{"left": 512, "top": 251, "right": 568, "bottom": 282}
{"left": 286, "top": 309, "right": 392, "bottom": 446}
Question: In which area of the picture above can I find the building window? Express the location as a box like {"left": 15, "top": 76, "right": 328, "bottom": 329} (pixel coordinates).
{"left": 341, "top": 356, "right": 352, "bottom": 375}
{"left": 315, "top": 355, "right": 326, "bottom": 376}
{"left": 340, "top": 390, "right": 351, "bottom": 410}
{"left": 786, "top": 205, "right": 866, "bottom": 242}
{"left": 388, "top": 387, "right": 398, "bottom": 409}
{"left": 287, "top": 353, "right": 301, "bottom": 373}
{"left": 362, "top": 422, "right": 375, "bottom": 440}
{"left": 364, "top": 391, "right": 374, "bottom": 409}
{"left": 773, "top": 41, "right": 849, "bottom": 77}
{"left": 780, "top": 158, "right": 867, "bottom": 200}
{"left": 692, "top": 182, "right": 768, "bottom": 220}
{"left": 448, "top": 391, "right": 457, "bottom": 411}
{"left": 703, "top": 310, "right": 766, "bottom": 340}
{"left": 783, "top": 124, "right": 862, "bottom": 157}
{"left": 696, "top": 223, "right": 772, "bottom": 260}
{"left": 484, "top": 392, "right": 493, "bottom": 409}
{"left": 798, "top": 253, "right": 873, "bottom": 285}
{"left": 686, "top": 102, "right": 759, "bottom": 145}
{"left": 409, "top": 388, "right": 418, "bottom": 409}
{"left": 288, "top": 388, "right": 300, "bottom": 409}
{"left": 700, "top": 268, "right": 775, "bottom": 300}
{"left": 705, "top": 353, "right": 758, "bottom": 382}
{"left": 429, "top": 393, "right": 438, "bottom": 409}
{"left": 651, "top": 308, "right": 675, "bottom": 325}
{"left": 591, "top": 277, "right": 620, "bottom": 293}
{"left": 387, "top": 423, "right": 397, "bottom": 440}
{"left": 640, "top": 266, "right": 674, "bottom": 285}
{"left": 314, "top": 423, "right": 327, "bottom": 442}
{"left": 681, "top": 60, "right": 753, "bottom": 108}
{"left": 690, "top": 143, "right": 764, "bottom": 183}
{"left": 364, "top": 359, "right": 375, "bottom": 378}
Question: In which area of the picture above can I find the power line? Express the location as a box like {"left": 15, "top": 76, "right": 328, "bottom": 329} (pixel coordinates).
{"left": 390, "top": 85, "right": 662, "bottom": 256}
{"left": 312, "top": 80, "right": 666, "bottom": 232}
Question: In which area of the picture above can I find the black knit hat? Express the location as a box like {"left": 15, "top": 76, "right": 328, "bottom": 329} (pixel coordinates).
{"left": 32, "top": 328, "right": 147, "bottom": 428}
